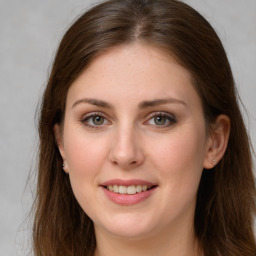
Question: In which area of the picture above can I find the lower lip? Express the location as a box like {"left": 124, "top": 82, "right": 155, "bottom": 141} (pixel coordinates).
{"left": 102, "top": 186, "right": 157, "bottom": 206}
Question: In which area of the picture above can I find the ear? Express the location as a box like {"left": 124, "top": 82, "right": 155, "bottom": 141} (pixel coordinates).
{"left": 203, "top": 115, "right": 230, "bottom": 169}
{"left": 53, "top": 124, "right": 69, "bottom": 173}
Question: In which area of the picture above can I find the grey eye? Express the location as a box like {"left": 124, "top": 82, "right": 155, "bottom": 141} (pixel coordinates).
{"left": 92, "top": 116, "right": 105, "bottom": 125}
{"left": 147, "top": 113, "right": 176, "bottom": 127}
{"left": 154, "top": 116, "right": 167, "bottom": 125}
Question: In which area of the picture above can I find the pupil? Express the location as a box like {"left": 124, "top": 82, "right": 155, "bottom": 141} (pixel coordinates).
{"left": 93, "top": 116, "right": 104, "bottom": 125}
{"left": 155, "top": 116, "right": 166, "bottom": 125}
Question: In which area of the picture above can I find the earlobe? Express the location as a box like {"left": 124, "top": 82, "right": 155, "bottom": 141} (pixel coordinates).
{"left": 203, "top": 115, "right": 230, "bottom": 169}
{"left": 54, "top": 124, "right": 69, "bottom": 173}
{"left": 62, "top": 161, "right": 69, "bottom": 174}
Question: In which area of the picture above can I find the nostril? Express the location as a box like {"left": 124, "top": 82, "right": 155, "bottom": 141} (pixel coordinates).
{"left": 112, "top": 161, "right": 118, "bottom": 166}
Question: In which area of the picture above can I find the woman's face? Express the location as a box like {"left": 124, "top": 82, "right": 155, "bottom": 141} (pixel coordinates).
{"left": 56, "top": 44, "right": 213, "bottom": 240}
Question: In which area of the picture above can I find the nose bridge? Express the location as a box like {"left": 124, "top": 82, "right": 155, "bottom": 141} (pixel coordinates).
{"left": 109, "top": 121, "right": 144, "bottom": 169}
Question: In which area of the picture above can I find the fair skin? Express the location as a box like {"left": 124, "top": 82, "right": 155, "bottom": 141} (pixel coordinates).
{"left": 55, "top": 43, "right": 230, "bottom": 256}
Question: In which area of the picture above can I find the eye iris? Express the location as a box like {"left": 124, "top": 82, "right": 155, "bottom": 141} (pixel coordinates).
{"left": 93, "top": 116, "right": 104, "bottom": 125}
{"left": 154, "top": 116, "right": 166, "bottom": 125}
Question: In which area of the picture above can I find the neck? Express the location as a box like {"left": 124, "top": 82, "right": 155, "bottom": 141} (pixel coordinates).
{"left": 94, "top": 221, "right": 202, "bottom": 256}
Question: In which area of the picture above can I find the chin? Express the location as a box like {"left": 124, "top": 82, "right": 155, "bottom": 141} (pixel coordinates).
{"left": 95, "top": 213, "right": 159, "bottom": 239}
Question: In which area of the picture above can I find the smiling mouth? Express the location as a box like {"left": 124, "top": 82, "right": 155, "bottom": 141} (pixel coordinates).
{"left": 104, "top": 185, "right": 157, "bottom": 195}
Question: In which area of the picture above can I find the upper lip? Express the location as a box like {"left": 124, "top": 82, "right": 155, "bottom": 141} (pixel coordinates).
{"left": 101, "top": 179, "right": 156, "bottom": 187}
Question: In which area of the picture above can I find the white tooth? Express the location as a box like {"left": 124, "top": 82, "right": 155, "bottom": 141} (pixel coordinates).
{"left": 108, "top": 185, "right": 113, "bottom": 191}
{"left": 127, "top": 185, "right": 136, "bottom": 195}
{"left": 136, "top": 185, "right": 142, "bottom": 193}
{"left": 113, "top": 185, "right": 119, "bottom": 193}
{"left": 142, "top": 185, "right": 148, "bottom": 192}
{"left": 118, "top": 186, "right": 127, "bottom": 194}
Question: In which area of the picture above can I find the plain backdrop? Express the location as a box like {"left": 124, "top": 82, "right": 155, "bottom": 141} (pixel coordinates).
{"left": 0, "top": 0, "right": 255, "bottom": 255}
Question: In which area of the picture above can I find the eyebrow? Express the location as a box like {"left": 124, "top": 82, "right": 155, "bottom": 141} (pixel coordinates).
{"left": 138, "top": 98, "right": 187, "bottom": 109}
{"left": 72, "top": 98, "right": 113, "bottom": 109}
{"left": 72, "top": 97, "right": 187, "bottom": 109}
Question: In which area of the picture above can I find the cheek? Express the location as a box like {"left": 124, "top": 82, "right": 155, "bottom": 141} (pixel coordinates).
{"left": 149, "top": 128, "right": 206, "bottom": 219}
{"left": 62, "top": 130, "right": 110, "bottom": 207}
{"left": 149, "top": 126, "right": 206, "bottom": 190}
{"left": 64, "top": 130, "right": 109, "bottom": 175}
{"left": 63, "top": 131, "right": 110, "bottom": 212}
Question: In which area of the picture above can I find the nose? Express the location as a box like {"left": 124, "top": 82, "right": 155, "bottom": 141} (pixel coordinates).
{"left": 109, "top": 125, "right": 145, "bottom": 170}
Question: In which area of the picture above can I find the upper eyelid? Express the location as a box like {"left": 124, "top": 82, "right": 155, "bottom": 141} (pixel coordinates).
{"left": 80, "top": 111, "right": 177, "bottom": 124}
{"left": 145, "top": 111, "right": 177, "bottom": 125}
{"left": 80, "top": 112, "right": 111, "bottom": 129}
{"left": 146, "top": 111, "right": 176, "bottom": 119}
{"left": 81, "top": 111, "right": 109, "bottom": 120}
{"left": 80, "top": 110, "right": 176, "bottom": 117}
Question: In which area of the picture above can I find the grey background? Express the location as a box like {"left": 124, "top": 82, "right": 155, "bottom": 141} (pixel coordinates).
{"left": 0, "top": 0, "right": 255, "bottom": 255}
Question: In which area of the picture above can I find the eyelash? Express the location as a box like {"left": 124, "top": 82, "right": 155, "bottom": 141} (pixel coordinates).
{"left": 81, "top": 112, "right": 110, "bottom": 129}
{"left": 145, "top": 112, "right": 177, "bottom": 127}
{"left": 81, "top": 112, "right": 177, "bottom": 129}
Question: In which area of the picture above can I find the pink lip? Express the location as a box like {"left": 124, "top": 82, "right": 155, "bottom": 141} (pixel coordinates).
{"left": 101, "top": 179, "right": 155, "bottom": 186}
{"left": 102, "top": 188, "right": 157, "bottom": 206}
{"left": 100, "top": 179, "right": 158, "bottom": 206}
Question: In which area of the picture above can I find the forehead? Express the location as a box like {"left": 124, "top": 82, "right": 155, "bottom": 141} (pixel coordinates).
{"left": 66, "top": 43, "right": 201, "bottom": 110}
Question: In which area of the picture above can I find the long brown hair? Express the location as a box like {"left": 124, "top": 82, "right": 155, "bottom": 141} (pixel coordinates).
{"left": 33, "top": 0, "right": 256, "bottom": 255}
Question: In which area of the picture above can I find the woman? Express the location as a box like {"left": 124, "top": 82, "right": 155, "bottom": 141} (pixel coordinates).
{"left": 33, "top": 0, "right": 256, "bottom": 255}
